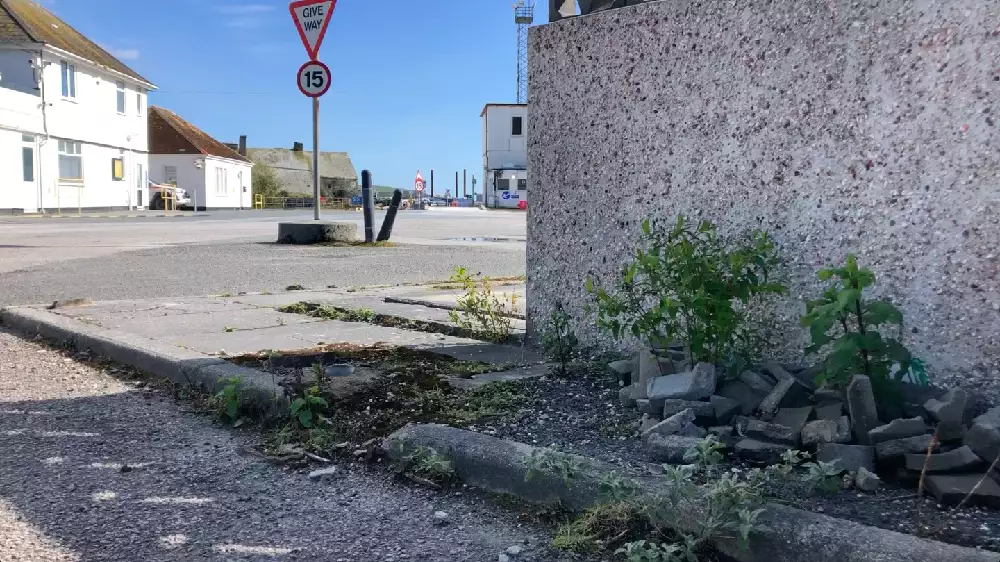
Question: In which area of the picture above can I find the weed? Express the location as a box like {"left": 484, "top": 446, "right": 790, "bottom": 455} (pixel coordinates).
{"left": 215, "top": 376, "right": 243, "bottom": 423}
{"left": 398, "top": 445, "right": 456, "bottom": 484}
{"left": 354, "top": 307, "right": 375, "bottom": 322}
{"left": 554, "top": 501, "right": 649, "bottom": 553}
{"left": 219, "top": 292, "right": 233, "bottom": 298}
{"left": 447, "top": 266, "right": 518, "bottom": 342}
{"left": 260, "top": 290, "right": 273, "bottom": 296}
{"left": 588, "top": 215, "right": 785, "bottom": 376}
{"left": 802, "top": 254, "right": 924, "bottom": 404}
{"left": 540, "top": 303, "right": 579, "bottom": 376}
{"left": 522, "top": 448, "right": 591, "bottom": 486}
{"left": 617, "top": 538, "right": 701, "bottom": 562}
{"left": 223, "top": 326, "right": 236, "bottom": 333}
{"left": 311, "top": 362, "right": 325, "bottom": 385}
{"left": 286, "top": 284, "right": 307, "bottom": 291}
{"left": 682, "top": 435, "right": 725, "bottom": 469}
{"left": 801, "top": 460, "right": 842, "bottom": 495}
{"left": 599, "top": 471, "right": 644, "bottom": 502}
{"left": 290, "top": 386, "right": 328, "bottom": 428}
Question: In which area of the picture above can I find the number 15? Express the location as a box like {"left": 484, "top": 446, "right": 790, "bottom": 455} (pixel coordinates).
{"left": 303, "top": 70, "right": 325, "bottom": 89}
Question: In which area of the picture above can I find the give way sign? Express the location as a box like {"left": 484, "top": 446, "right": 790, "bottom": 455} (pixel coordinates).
{"left": 289, "top": 0, "right": 337, "bottom": 60}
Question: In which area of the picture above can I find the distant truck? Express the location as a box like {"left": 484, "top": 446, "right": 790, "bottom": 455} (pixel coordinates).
{"left": 148, "top": 180, "right": 192, "bottom": 210}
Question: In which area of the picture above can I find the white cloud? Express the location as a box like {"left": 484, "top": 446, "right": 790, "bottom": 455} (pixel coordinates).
{"left": 111, "top": 48, "right": 140, "bottom": 61}
{"left": 216, "top": 4, "right": 275, "bottom": 15}
{"left": 224, "top": 17, "right": 263, "bottom": 29}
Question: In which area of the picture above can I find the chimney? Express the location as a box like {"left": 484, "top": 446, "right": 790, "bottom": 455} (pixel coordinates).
{"left": 238, "top": 135, "right": 247, "bottom": 156}
{"left": 292, "top": 142, "right": 304, "bottom": 152}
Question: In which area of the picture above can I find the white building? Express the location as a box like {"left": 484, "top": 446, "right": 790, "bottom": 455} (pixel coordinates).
{"left": 0, "top": 0, "right": 156, "bottom": 214}
{"left": 481, "top": 103, "right": 527, "bottom": 209}
{"left": 148, "top": 106, "right": 252, "bottom": 210}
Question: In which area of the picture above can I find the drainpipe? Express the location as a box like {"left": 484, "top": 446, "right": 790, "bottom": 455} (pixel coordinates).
{"left": 32, "top": 50, "right": 52, "bottom": 213}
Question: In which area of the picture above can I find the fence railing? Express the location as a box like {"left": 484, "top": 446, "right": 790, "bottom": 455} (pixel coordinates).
{"left": 253, "top": 195, "right": 350, "bottom": 210}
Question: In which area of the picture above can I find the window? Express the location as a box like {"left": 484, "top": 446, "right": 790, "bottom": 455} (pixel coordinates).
{"left": 215, "top": 167, "right": 228, "bottom": 196}
{"left": 497, "top": 178, "right": 510, "bottom": 191}
{"left": 136, "top": 89, "right": 143, "bottom": 115}
{"left": 22, "top": 138, "right": 34, "bottom": 182}
{"left": 517, "top": 179, "right": 527, "bottom": 191}
{"left": 58, "top": 140, "right": 83, "bottom": 181}
{"left": 60, "top": 60, "right": 76, "bottom": 98}
{"left": 116, "top": 81, "right": 126, "bottom": 113}
{"left": 164, "top": 166, "right": 177, "bottom": 184}
{"left": 511, "top": 116, "right": 523, "bottom": 136}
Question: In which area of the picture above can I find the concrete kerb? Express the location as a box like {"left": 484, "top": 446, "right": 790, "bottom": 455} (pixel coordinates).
{"left": 0, "top": 306, "right": 287, "bottom": 415}
{"left": 383, "top": 424, "right": 1000, "bottom": 562}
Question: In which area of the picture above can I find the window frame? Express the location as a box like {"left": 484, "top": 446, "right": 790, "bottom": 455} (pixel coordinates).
{"left": 22, "top": 144, "right": 34, "bottom": 182}
{"left": 57, "top": 140, "right": 84, "bottom": 181}
{"left": 136, "top": 88, "right": 143, "bottom": 115}
{"left": 60, "top": 60, "right": 76, "bottom": 99}
{"left": 116, "top": 81, "right": 126, "bottom": 114}
{"left": 511, "top": 116, "right": 523, "bottom": 137}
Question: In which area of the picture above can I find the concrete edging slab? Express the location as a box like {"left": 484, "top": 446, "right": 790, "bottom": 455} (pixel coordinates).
{"left": 383, "top": 424, "right": 999, "bottom": 562}
{"left": 1, "top": 306, "right": 286, "bottom": 414}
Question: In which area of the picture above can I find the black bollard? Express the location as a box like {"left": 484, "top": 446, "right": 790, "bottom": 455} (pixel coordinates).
{"left": 361, "top": 170, "right": 375, "bottom": 243}
{"left": 376, "top": 190, "right": 403, "bottom": 242}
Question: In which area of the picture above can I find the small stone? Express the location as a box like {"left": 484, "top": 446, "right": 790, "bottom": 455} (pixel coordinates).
{"left": 646, "top": 363, "right": 716, "bottom": 402}
{"left": 738, "top": 370, "right": 775, "bottom": 394}
{"left": 307, "top": 467, "right": 338, "bottom": 480}
{"left": 645, "top": 434, "right": 704, "bottom": 464}
{"left": 433, "top": 511, "right": 449, "bottom": 526}
{"left": 716, "top": 380, "right": 767, "bottom": 416}
{"left": 745, "top": 420, "right": 797, "bottom": 445}
{"left": 847, "top": 376, "right": 880, "bottom": 445}
{"left": 662, "top": 399, "right": 715, "bottom": 425}
{"left": 619, "top": 387, "right": 636, "bottom": 408}
{"left": 924, "top": 388, "right": 968, "bottom": 425}
{"left": 734, "top": 438, "right": 791, "bottom": 464}
{"left": 816, "top": 443, "right": 876, "bottom": 472}
{"left": 815, "top": 402, "right": 844, "bottom": 421}
{"left": 801, "top": 420, "right": 839, "bottom": 447}
{"left": 868, "top": 417, "right": 929, "bottom": 445}
{"left": 709, "top": 395, "right": 741, "bottom": 425}
{"left": 904, "top": 446, "right": 984, "bottom": 474}
{"left": 925, "top": 474, "right": 1000, "bottom": 508}
{"left": 641, "top": 409, "right": 696, "bottom": 439}
{"left": 505, "top": 545, "right": 523, "bottom": 557}
{"left": 855, "top": 467, "right": 881, "bottom": 493}
{"left": 875, "top": 434, "right": 939, "bottom": 460}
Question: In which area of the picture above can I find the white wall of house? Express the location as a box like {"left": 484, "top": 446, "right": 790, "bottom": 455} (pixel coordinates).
{"left": 149, "top": 154, "right": 252, "bottom": 209}
{"left": 0, "top": 45, "right": 152, "bottom": 212}
{"left": 481, "top": 104, "right": 528, "bottom": 209}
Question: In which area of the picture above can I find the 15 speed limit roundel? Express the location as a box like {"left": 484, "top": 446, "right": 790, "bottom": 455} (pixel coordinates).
{"left": 297, "top": 60, "right": 331, "bottom": 98}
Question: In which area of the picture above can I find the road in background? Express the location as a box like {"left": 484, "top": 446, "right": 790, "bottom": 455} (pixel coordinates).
{"left": 0, "top": 209, "right": 526, "bottom": 306}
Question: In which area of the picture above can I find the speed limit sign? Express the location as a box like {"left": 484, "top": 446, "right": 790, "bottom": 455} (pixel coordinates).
{"left": 297, "top": 60, "right": 331, "bottom": 98}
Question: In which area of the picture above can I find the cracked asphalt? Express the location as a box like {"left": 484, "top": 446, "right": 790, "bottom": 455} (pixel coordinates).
{"left": 0, "top": 331, "right": 582, "bottom": 562}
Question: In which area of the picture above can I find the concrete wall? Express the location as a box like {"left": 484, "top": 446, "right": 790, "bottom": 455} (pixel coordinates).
{"left": 527, "top": 0, "right": 1000, "bottom": 395}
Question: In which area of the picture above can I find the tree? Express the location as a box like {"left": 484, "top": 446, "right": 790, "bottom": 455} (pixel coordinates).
{"left": 252, "top": 161, "right": 285, "bottom": 201}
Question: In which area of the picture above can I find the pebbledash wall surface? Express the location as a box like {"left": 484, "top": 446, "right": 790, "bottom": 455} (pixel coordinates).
{"left": 526, "top": 0, "right": 1000, "bottom": 396}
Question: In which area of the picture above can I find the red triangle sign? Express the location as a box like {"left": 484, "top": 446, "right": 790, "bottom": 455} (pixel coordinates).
{"left": 289, "top": 0, "right": 337, "bottom": 60}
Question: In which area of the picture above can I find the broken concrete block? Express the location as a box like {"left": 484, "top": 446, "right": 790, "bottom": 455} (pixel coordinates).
{"left": 734, "top": 438, "right": 792, "bottom": 464}
{"left": 855, "top": 466, "right": 881, "bottom": 493}
{"left": 801, "top": 420, "right": 839, "bottom": 448}
{"left": 813, "top": 388, "right": 844, "bottom": 406}
{"left": 773, "top": 407, "right": 813, "bottom": 443}
{"left": 815, "top": 402, "right": 844, "bottom": 421}
{"left": 636, "top": 349, "right": 660, "bottom": 396}
{"left": 846, "top": 376, "right": 880, "bottom": 445}
{"left": 716, "top": 380, "right": 767, "bottom": 416}
{"left": 937, "top": 421, "right": 967, "bottom": 442}
{"left": 709, "top": 394, "right": 741, "bottom": 425}
{"left": 925, "top": 474, "right": 1000, "bottom": 508}
{"left": 875, "top": 434, "right": 938, "bottom": 460}
{"left": 924, "top": 388, "right": 968, "bottom": 425}
{"left": 745, "top": 419, "right": 798, "bottom": 445}
{"left": 641, "top": 408, "right": 696, "bottom": 440}
{"left": 662, "top": 399, "right": 715, "bottom": 425}
{"left": 636, "top": 399, "right": 652, "bottom": 414}
{"left": 619, "top": 386, "right": 636, "bottom": 408}
{"left": 964, "top": 406, "right": 1000, "bottom": 463}
{"left": 904, "top": 445, "right": 984, "bottom": 474}
{"left": 639, "top": 414, "right": 659, "bottom": 433}
{"left": 645, "top": 433, "right": 703, "bottom": 464}
{"left": 835, "top": 416, "right": 852, "bottom": 443}
{"left": 738, "top": 370, "right": 775, "bottom": 394}
{"left": 816, "top": 443, "right": 875, "bottom": 473}
{"left": 868, "top": 417, "right": 929, "bottom": 445}
{"left": 646, "top": 363, "right": 716, "bottom": 402}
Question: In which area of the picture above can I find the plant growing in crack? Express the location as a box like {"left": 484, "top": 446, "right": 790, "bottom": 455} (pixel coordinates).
{"left": 682, "top": 434, "right": 725, "bottom": 470}
{"left": 540, "top": 302, "right": 578, "bottom": 376}
{"left": 215, "top": 376, "right": 243, "bottom": 424}
{"left": 522, "top": 448, "right": 590, "bottom": 486}
{"left": 290, "top": 386, "right": 328, "bottom": 428}
{"left": 447, "top": 266, "right": 518, "bottom": 343}
{"left": 397, "top": 445, "right": 456, "bottom": 485}
{"left": 801, "top": 254, "right": 926, "bottom": 405}
{"left": 800, "top": 459, "right": 842, "bottom": 495}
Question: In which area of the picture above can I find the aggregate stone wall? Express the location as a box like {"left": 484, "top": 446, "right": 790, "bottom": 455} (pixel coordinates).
{"left": 526, "top": 0, "right": 1000, "bottom": 396}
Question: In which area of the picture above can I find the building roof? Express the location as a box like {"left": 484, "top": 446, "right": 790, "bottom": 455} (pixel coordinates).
{"left": 480, "top": 103, "right": 526, "bottom": 117}
{"left": 148, "top": 106, "right": 250, "bottom": 163}
{"left": 246, "top": 148, "right": 357, "bottom": 193}
{"left": 0, "top": 0, "right": 151, "bottom": 85}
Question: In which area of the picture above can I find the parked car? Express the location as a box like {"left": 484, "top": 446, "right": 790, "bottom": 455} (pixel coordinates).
{"left": 148, "top": 180, "right": 192, "bottom": 210}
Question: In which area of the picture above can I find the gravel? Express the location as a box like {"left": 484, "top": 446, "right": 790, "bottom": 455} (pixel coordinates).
{"left": 0, "top": 330, "right": 585, "bottom": 562}
{"left": 0, "top": 241, "right": 525, "bottom": 306}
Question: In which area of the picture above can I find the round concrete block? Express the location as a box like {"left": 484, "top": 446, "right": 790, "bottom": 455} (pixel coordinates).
{"left": 277, "top": 221, "right": 357, "bottom": 245}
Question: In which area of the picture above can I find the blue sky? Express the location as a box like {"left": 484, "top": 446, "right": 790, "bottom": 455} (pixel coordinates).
{"left": 47, "top": 0, "right": 538, "bottom": 192}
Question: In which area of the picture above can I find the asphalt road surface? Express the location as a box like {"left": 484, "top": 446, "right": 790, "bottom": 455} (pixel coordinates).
{"left": 0, "top": 209, "right": 526, "bottom": 306}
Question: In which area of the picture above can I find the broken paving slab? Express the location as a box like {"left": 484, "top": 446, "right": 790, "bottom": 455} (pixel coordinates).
{"left": 94, "top": 307, "right": 322, "bottom": 340}
{"left": 904, "top": 446, "right": 984, "bottom": 474}
{"left": 925, "top": 474, "right": 1000, "bottom": 508}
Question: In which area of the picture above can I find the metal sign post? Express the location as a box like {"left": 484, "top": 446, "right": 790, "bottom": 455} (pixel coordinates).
{"left": 290, "top": 0, "right": 336, "bottom": 220}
